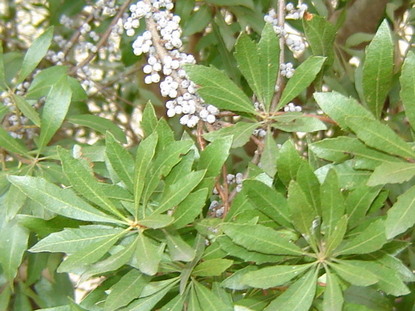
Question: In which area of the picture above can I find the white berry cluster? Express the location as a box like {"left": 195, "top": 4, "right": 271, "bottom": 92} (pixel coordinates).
{"left": 2, "top": 91, "right": 38, "bottom": 140}
{"left": 284, "top": 102, "right": 302, "bottom": 112}
{"left": 254, "top": 101, "right": 265, "bottom": 112}
{"left": 53, "top": 0, "right": 123, "bottom": 93}
{"left": 253, "top": 128, "right": 267, "bottom": 138}
{"left": 60, "top": 15, "right": 74, "bottom": 28}
{"left": 46, "top": 50, "right": 65, "bottom": 65}
{"left": 264, "top": 4, "right": 308, "bottom": 53}
{"left": 95, "top": 0, "right": 118, "bottom": 16}
{"left": 225, "top": 173, "right": 244, "bottom": 193}
{"left": 227, "top": 173, "right": 244, "bottom": 186}
{"left": 285, "top": 2, "right": 308, "bottom": 20}
{"left": 263, "top": 9, "right": 286, "bottom": 37}
{"left": 126, "top": 0, "right": 220, "bottom": 128}
{"left": 286, "top": 36, "right": 306, "bottom": 52}
{"left": 280, "top": 62, "right": 295, "bottom": 78}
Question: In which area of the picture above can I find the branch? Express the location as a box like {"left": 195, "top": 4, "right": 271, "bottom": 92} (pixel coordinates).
{"left": 271, "top": 0, "right": 286, "bottom": 112}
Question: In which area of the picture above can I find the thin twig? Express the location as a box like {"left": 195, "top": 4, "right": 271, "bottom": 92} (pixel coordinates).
{"left": 64, "top": 13, "right": 95, "bottom": 58}
{"left": 271, "top": 0, "right": 286, "bottom": 112}
{"left": 70, "top": 0, "right": 133, "bottom": 75}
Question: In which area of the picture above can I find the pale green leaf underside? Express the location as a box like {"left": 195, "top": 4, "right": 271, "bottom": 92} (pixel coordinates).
{"left": 185, "top": 64, "right": 256, "bottom": 114}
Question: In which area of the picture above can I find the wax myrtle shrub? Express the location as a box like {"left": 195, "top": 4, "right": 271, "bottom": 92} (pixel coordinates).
{"left": 2, "top": 0, "right": 415, "bottom": 310}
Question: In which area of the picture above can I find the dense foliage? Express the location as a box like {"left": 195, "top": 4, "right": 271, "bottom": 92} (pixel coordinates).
{"left": 2, "top": 0, "right": 415, "bottom": 310}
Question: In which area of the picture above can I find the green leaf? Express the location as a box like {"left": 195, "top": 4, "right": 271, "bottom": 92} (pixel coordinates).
{"left": 276, "top": 139, "right": 303, "bottom": 186}
{"left": 258, "top": 23, "right": 280, "bottom": 110}
{"left": 222, "top": 223, "right": 304, "bottom": 256}
{"left": 287, "top": 181, "right": 318, "bottom": 249}
{"left": 172, "top": 188, "right": 208, "bottom": 229}
{"left": 182, "top": 5, "right": 212, "bottom": 36}
{"left": 244, "top": 180, "right": 292, "bottom": 227}
{"left": 185, "top": 64, "right": 256, "bottom": 114}
{"left": 0, "top": 126, "right": 29, "bottom": 154}
{"left": 351, "top": 144, "right": 401, "bottom": 171}
{"left": 321, "top": 169, "right": 345, "bottom": 239}
{"left": 12, "top": 94, "right": 41, "bottom": 127}
{"left": 193, "top": 281, "right": 233, "bottom": 311}
{"left": 385, "top": 184, "right": 415, "bottom": 239}
{"left": 336, "top": 219, "right": 387, "bottom": 255}
{"left": 192, "top": 258, "right": 233, "bottom": 277}
{"left": 104, "top": 269, "right": 150, "bottom": 311}
{"left": 221, "top": 265, "right": 258, "bottom": 290}
{"left": 310, "top": 137, "right": 361, "bottom": 163}
{"left": 142, "top": 140, "right": 193, "bottom": 208}
{"left": 105, "top": 132, "right": 134, "bottom": 191}
{"left": 323, "top": 270, "right": 344, "bottom": 311}
{"left": 141, "top": 102, "right": 158, "bottom": 138}
{"left": 241, "top": 263, "right": 314, "bottom": 289}
{"left": 120, "top": 278, "right": 177, "bottom": 311}
{"left": 346, "top": 116, "right": 415, "bottom": 159}
{"left": 67, "top": 76, "right": 87, "bottom": 101}
{"left": 179, "top": 234, "right": 205, "bottom": 294}
{"left": 59, "top": 148, "right": 126, "bottom": 220}
{"left": 202, "top": 242, "right": 227, "bottom": 260}
{"left": 165, "top": 150, "right": 195, "bottom": 186}
{"left": 272, "top": 116, "right": 327, "bottom": 132}
{"left": 5, "top": 184, "right": 27, "bottom": 220}
{"left": 57, "top": 230, "right": 126, "bottom": 273}
{"left": 38, "top": 76, "right": 72, "bottom": 149}
{"left": 367, "top": 162, "right": 415, "bottom": 186}
{"left": 235, "top": 32, "right": 263, "bottom": 101}
{"left": 296, "top": 161, "right": 322, "bottom": 215}
{"left": 68, "top": 114, "right": 127, "bottom": 144}
{"left": 198, "top": 136, "right": 232, "bottom": 178}
{"left": 261, "top": 130, "right": 278, "bottom": 177}
{"left": 137, "top": 214, "right": 174, "bottom": 229}
{"left": 188, "top": 285, "right": 202, "bottom": 311}
{"left": 346, "top": 185, "right": 382, "bottom": 226}
{"left": 202, "top": 122, "right": 259, "bottom": 148}
{"left": 159, "top": 294, "right": 185, "bottom": 311}
{"left": 212, "top": 282, "right": 233, "bottom": 309}
{"left": 264, "top": 267, "right": 318, "bottom": 311}
{"left": 81, "top": 238, "right": 138, "bottom": 281}
{"left": 16, "top": 214, "right": 82, "bottom": 239}
{"left": 343, "top": 286, "right": 392, "bottom": 311}
{"left": 165, "top": 231, "right": 196, "bottom": 262}
{"left": 8, "top": 175, "right": 122, "bottom": 224}
{"left": 30, "top": 226, "right": 123, "bottom": 253}
{"left": 362, "top": 20, "right": 394, "bottom": 119}
{"left": 211, "top": 16, "right": 239, "bottom": 82}
{"left": 348, "top": 260, "right": 409, "bottom": 296}
{"left": 329, "top": 260, "right": 378, "bottom": 286}
{"left": 277, "top": 56, "right": 326, "bottom": 109}
{"left": 18, "top": 26, "right": 54, "bottom": 83}
{"left": 134, "top": 132, "right": 158, "bottom": 217}
{"left": 151, "top": 170, "right": 205, "bottom": 215}
{"left": 0, "top": 219, "right": 29, "bottom": 281}
{"left": 366, "top": 251, "right": 415, "bottom": 282}
{"left": 204, "top": 0, "right": 254, "bottom": 8}
{"left": 217, "top": 236, "right": 285, "bottom": 264}
{"left": 315, "top": 160, "right": 372, "bottom": 190}
{"left": 0, "top": 44, "right": 6, "bottom": 90}
{"left": 135, "top": 233, "right": 162, "bottom": 276}
{"left": 140, "top": 277, "right": 179, "bottom": 298}
{"left": 154, "top": 118, "right": 175, "bottom": 152}
{"left": 303, "top": 15, "right": 336, "bottom": 67}
{"left": 324, "top": 215, "right": 348, "bottom": 256}
{"left": 400, "top": 51, "right": 415, "bottom": 131}
{"left": 314, "top": 92, "right": 374, "bottom": 130}
{"left": 26, "top": 66, "right": 68, "bottom": 99}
